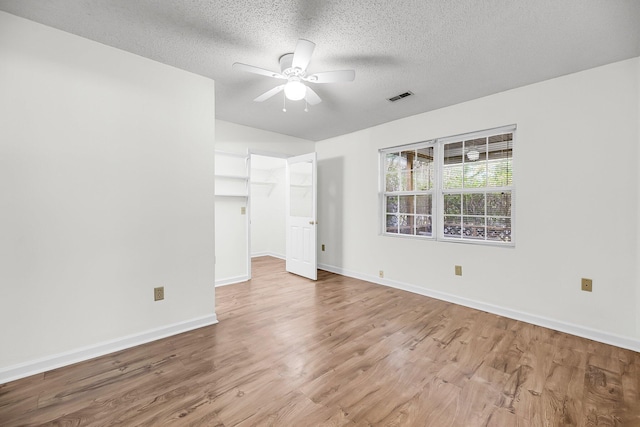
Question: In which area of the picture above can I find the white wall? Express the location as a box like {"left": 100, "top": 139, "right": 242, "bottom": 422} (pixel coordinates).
{"left": 0, "top": 12, "right": 216, "bottom": 379}
{"left": 215, "top": 120, "right": 314, "bottom": 284}
{"left": 637, "top": 61, "right": 640, "bottom": 339}
{"left": 317, "top": 57, "right": 640, "bottom": 348}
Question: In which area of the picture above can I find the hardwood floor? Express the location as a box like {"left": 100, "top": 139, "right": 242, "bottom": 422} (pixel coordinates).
{"left": 1, "top": 256, "right": 639, "bottom": 426}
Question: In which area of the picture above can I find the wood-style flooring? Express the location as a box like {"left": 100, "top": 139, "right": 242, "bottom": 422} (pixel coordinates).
{"left": 1, "top": 256, "right": 639, "bottom": 426}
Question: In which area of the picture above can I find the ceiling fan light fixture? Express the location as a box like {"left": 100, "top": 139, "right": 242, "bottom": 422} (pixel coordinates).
{"left": 284, "top": 80, "right": 306, "bottom": 101}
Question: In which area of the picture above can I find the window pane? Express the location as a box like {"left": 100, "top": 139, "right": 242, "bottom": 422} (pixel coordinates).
{"left": 443, "top": 216, "right": 461, "bottom": 237}
{"left": 488, "top": 134, "right": 513, "bottom": 187}
{"left": 400, "top": 171, "right": 413, "bottom": 191}
{"left": 463, "top": 217, "right": 485, "bottom": 240}
{"left": 398, "top": 214, "right": 411, "bottom": 234}
{"left": 414, "top": 147, "right": 434, "bottom": 190}
{"left": 463, "top": 138, "right": 487, "bottom": 187}
{"left": 414, "top": 169, "right": 432, "bottom": 190}
{"left": 487, "top": 192, "right": 511, "bottom": 216}
{"left": 463, "top": 193, "right": 485, "bottom": 216}
{"left": 463, "top": 162, "right": 487, "bottom": 188}
{"left": 444, "top": 193, "right": 461, "bottom": 215}
{"left": 385, "top": 152, "right": 399, "bottom": 173}
{"left": 443, "top": 142, "right": 463, "bottom": 189}
{"left": 443, "top": 164, "right": 463, "bottom": 189}
{"left": 416, "top": 215, "right": 432, "bottom": 236}
{"left": 399, "top": 195, "right": 414, "bottom": 213}
{"left": 416, "top": 195, "right": 432, "bottom": 215}
{"left": 399, "top": 151, "right": 412, "bottom": 172}
{"left": 386, "top": 215, "right": 398, "bottom": 233}
{"left": 464, "top": 138, "right": 487, "bottom": 160}
{"left": 385, "top": 153, "right": 400, "bottom": 191}
{"left": 386, "top": 195, "right": 398, "bottom": 214}
{"left": 386, "top": 152, "right": 411, "bottom": 172}
{"left": 386, "top": 173, "right": 399, "bottom": 192}
{"left": 487, "top": 217, "right": 512, "bottom": 241}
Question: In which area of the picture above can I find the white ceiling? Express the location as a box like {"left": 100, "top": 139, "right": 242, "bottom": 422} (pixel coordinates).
{"left": 1, "top": 1, "right": 639, "bottom": 141}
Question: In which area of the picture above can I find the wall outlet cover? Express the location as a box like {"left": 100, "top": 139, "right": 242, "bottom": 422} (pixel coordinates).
{"left": 154, "top": 286, "right": 165, "bottom": 301}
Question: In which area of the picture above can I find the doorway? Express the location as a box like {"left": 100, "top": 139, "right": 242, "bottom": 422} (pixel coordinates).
{"left": 250, "top": 154, "right": 287, "bottom": 265}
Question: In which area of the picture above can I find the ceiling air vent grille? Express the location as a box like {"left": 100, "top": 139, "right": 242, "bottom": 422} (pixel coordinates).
{"left": 387, "top": 91, "right": 414, "bottom": 102}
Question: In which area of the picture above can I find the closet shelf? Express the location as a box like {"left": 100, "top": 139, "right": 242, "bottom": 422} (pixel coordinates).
{"left": 215, "top": 193, "right": 248, "bottom": 198}
{"left": 216, "top": 174, "right": 249, "bottom": 181}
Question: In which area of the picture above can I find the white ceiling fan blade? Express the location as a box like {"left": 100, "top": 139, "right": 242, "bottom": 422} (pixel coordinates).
{"left": 291, "top": 39, "right": 315, "bottom": 71}
{"left": 254, "top": 85, "right": 285, "bottom": 102}
{"left": 233, "top": 62, "right": 285, "bottom": 79}
{"left": 305, "top": 86, "right": 322, "bottom": 105}
{"left": 305, "top": 70, "right": 355, "bottom": 83}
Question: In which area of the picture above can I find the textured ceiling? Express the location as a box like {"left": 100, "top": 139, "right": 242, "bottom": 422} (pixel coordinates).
{"left": 1, "top": 1, "right": 639, "bottom": 141}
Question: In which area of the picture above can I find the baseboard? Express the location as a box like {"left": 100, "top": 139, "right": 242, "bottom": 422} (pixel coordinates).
{"left": 0, "top": 314, "right": 218, "bottom": 385}
{"left": 251, "top": 252, "right": 285, "bottom": 260}
{"left": 318, "top": 263, "right": 640, "bottom": 353}
{"left": 215, "top": 275, "right": 249, "bottom": 287}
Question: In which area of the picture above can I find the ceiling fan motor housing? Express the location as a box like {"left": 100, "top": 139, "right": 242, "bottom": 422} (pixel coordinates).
{"left": 279, "top": 53, "right": 306, "bottom": 79}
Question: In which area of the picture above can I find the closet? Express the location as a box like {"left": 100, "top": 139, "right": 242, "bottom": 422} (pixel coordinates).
{"left": 214, "top": 151, "right": 249, "bottom": 285}
{"left": 214, "top": 152, "right": 286, "bottom": 286}
{"left": 250, "top": 154, "right": 287, "bottom": 259}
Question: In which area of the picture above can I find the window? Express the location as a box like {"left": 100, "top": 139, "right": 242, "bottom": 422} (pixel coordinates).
{"left": 384, "top": 147, "right": 435, "bottom": 236}
{"left": 380, "top": 125, "right": 515, "bottom": 245}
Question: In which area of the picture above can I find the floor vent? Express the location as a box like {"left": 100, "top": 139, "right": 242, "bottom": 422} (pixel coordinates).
{"left": 387, "top": 91, "right": 414, "bottom": 102}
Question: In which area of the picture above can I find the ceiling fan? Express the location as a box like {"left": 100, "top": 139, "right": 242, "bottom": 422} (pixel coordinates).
{"left": 232, "top": 39, "right": 355, "bottom": 111}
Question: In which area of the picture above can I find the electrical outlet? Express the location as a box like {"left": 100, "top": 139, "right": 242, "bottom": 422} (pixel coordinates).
{"left": 154, "top": 286, "right": 165, "bottom": 301}
{"left": 581, "top": 278, "right": 593, "bottom": 292}
{"left": 455, "top": 265, "right": 462, "bottom": 276}
{"left": 379, "top": 270, "right": 384, "bottom": 278}
{"left": 321, "top": 244, "right": 325, "bottom": 251}
{"left": 240, "top": 206, "right": 246, "bottom": 215}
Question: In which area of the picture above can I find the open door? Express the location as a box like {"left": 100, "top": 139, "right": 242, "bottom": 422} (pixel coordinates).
{"left": 286, "top": 152, "right": 317, "bottom": 280}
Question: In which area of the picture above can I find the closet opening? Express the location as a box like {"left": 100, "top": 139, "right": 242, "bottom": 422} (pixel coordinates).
{"left": 249, "top": 153, "right": 287, "bottom": 274}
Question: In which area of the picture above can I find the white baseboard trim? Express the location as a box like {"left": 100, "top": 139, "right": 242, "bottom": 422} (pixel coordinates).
{"left": 215, "top": 275, "right": 249, "bottom": 287}
{"left": 318, "top": 263, "right": 640, "bottom": 353}
{"left": 251, "top": 252, "right": 285, "bottom": 260}
{"left": 0, "top": 314, "right": 218, "bottom": 385}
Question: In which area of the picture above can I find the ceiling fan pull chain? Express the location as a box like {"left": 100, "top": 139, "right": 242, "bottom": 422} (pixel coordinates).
{"left": 282, "top": 92, "right": 287, "bottom": 112}
{"left": 304, "top": 99, "right": 309, "bottom": 113}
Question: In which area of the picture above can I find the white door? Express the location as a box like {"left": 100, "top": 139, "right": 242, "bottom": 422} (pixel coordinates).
{"left": 286, "top": 152, "right": 317, "bottom": 280}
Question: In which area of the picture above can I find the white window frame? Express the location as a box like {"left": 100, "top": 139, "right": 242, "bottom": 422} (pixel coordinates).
{"left": 380, "top": 124, "right": 516, "bottom": 247}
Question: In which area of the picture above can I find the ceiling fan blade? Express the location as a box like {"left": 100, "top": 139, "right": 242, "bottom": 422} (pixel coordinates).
{"left": 233, "top": 63, "right": 285, "bottom": 79}
{"left": 254, "top": 85, "right": 285, "bottom": 102}
{"left": 305, "top": 86, "right": 322, "bottom": 105}
{"left": 291, "top": 39, "right": 315, "bottom": 71}
{"left": 305, "top": 70, "right": 355, "bottom": 83}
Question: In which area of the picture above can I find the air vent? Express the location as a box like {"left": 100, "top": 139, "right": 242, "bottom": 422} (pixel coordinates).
{"left": 387, "top": 91, "right": 414, "bottom": 102}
